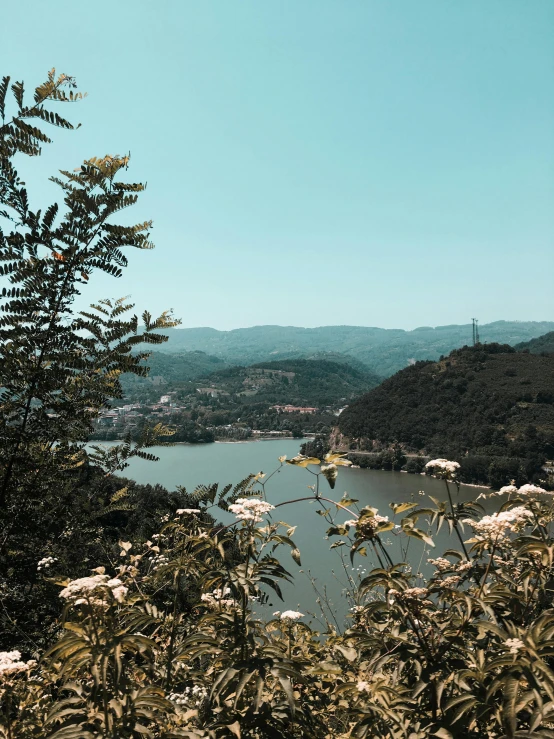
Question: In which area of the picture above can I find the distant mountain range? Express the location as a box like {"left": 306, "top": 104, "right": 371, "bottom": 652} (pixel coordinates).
{"left": 149, "top": 321, "right": 554, "bottom": 377}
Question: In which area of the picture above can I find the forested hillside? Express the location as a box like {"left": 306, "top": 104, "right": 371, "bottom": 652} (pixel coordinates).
{"left": 148, "top": 321, "right": 554, "bottom": 376}
{"left": 206, "top": 358, "right": 381, "bottom": 407}
{"left": 517, "top": 331, "right": 554, "bottom": 355}
{"left": 120, "top": 350, "right": 227, "bottom": 392}
{"left": 338, "top": 344, "right": 554, "bottom": 487}
{"left": 95, "top": 358, "right": 379, "bottom": 443}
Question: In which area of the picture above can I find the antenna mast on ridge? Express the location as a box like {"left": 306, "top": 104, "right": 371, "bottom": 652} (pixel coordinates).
{"left": 471, "top": 318, "right": 480, "bottom": 346}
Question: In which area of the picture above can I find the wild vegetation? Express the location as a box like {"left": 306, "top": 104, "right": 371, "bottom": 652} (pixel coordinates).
{"left": 4, "top": 71, "right": 554, "bottom": 739}
{"left": 337, "top": 344, "right": 554, "bottom": 488}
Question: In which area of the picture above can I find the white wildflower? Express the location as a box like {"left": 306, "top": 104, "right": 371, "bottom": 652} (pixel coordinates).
{"left": 517, "top": 484, "right": 549, "bottom": 496}
{"left": 176, "top": 508, "right": 201, "bottom": 515}
{"left": 425, "top": 459, "right": 460, "bottom": 478}
{"left": 505, "top": 638, "right": 525, "bottom": 654}
{"left": 464, "top": 506, "right": 531, "bottom": 541}
{"left": 344, "top": 519, "right": 357, "bottom": 528}
{"left": 59, "top": 574, "right": 128, "bottom": 607}
{"left": 228, "top": 497, "right": 275, "bottom": 523}
{"left": 0, "top": 651, "right": 36, "bottom": 680}
{"left": 200, "top": 587, "right": 235, "bottom": 609}
{"left": 440, "top": 575, "right": 461, "bottom": 588}
{"left": 37, "top": 556, "right": 57, "bottom": 571}
{"left": 356, "top": 680, "right": 370, "bottom": 693}
{"left": 150, "top": 554, "right": 169, "bottom": 571}
{"left": 106, "top": 578, "right": 127, "bottom": 603}
{"left": 498, "top": 484, "right": 518, "bottom": 496}
{"left": 279, "top": 610, "right": 304, "bottom": 623}
{"left": 169, "top": 685, "right": 208, "bottom": 708}
{"left": 428, "top": 557, "right": 452, "bottom": 572}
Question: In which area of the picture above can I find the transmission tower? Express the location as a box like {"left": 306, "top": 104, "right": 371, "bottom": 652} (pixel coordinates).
{"left": 471, "top": 318, "right": 481, "bottom": 346}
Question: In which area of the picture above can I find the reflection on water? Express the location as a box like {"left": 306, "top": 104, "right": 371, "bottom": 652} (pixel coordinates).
{"left": 102, "top": 439, "right": 483, "bottom": 627}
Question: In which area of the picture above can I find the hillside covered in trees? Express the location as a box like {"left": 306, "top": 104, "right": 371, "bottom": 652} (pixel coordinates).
{"left": 94, "top": 358, "right": 380, "bottom": 443}
{"left": 205, "top": 358, "right": 381, "bottom": 407}
{"left": 338, "top": 344, "right": 554, "bottom": 487}
{"left": 120, "top": 350, "right": 228, "bottom": 395}
{"left": 517, "top": 331, "right": 554, "bottom": 355}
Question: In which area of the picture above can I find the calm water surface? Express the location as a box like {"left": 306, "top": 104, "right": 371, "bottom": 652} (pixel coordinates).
{"left": 110, "top": 440, "right": 481, "bottom": 626}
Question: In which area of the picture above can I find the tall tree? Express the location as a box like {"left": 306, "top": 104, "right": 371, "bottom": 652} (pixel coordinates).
{"left": 0, "top": 70, "right": 178, "bottom": 636}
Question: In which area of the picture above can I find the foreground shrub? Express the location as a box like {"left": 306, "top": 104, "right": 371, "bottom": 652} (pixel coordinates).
{"left": 4, "top": 458, "right": 554, "bottom": 738}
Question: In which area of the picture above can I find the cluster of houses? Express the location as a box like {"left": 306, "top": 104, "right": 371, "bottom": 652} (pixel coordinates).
{"left": 96, "top": 394, "right": 180, "bottom": 429}
{"left": 271, "top": 405, "right": 318, "bottom": 414}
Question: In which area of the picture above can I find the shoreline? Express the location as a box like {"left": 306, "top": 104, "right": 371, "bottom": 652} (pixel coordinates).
{"left": 88, "top": 437, "right": 307, "bottom": 446}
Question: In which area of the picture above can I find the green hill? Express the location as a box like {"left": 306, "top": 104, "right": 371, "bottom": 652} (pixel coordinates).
{"left": 337, "top": 344, "right": 554, "bottom": 487}
{"left": 202, "top": 358, "right": 381, "bottom": 407}
{"left": 147, "top": 321, "right": 554, "bottom": 377}
{"left": 516, "top": 331, "right": 554, "bottom": 355}
{"left": 120, "top": 351, "right": 227, "bottom": 391}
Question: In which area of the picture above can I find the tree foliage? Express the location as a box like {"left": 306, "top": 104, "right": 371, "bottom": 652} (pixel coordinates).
{"left": 0, "top": 69, "right": 178, "bottom": 643}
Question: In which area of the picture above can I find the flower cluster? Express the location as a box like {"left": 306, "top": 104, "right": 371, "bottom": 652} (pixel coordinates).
{"left": 402, "top": 587, "right": 429, "bottom": 599}
{"left": 464, "top": 506, "right": 531, "bottom": 541}
{"left": 274, "top": 610, "right": 304, "bottom": 623}
{"left": 168, "top": 685, "right": 208, "bottom": 707}
{"left": 389, "top": 587, "right": 429, "bottom": 602}
{"left": 425, "top": 459, "right": 460, "bottom": 478}
{"left": 428, "top": 557, "right": 452, "bottom": 572}
{"left": 59, "top": 574, "right": 128, "bottom": 606}
{"left": 498, "top": 484, "right": 519, "bottom": 496}
{"left": 228, "top": 497, "right": 275, "bottom": 523}
{"left": 149, "top": 554, "right": 170, "bottom": 572}
{"left": 356, "top": 680, "right": 370, "bottom": 693}
{"left": 200, "top": 587, "right": 235, "bottom": 609}
{"left": 518, "top": 484, "right": 548, "bottom": 496}
{"left": 37, "top": 556, "right": 57, "bottom": 571}
{"left": 429, "top": 557, "right": 472, "bottom": 574}
{"left": 176, "top": 508, "right": 200, "bottom": 516}
{"left": 505, "top": 638, "right": 525, "bottom": 654}
{"left": 0, "top": 651, "right": 36, "bottom": 680}
{"left": 491, "top": 483, "right": 548, "bottom": 498}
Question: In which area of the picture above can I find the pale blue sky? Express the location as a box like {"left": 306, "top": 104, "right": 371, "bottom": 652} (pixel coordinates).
{"left": 3, "top": 0, "right": 553, "bottom": 329}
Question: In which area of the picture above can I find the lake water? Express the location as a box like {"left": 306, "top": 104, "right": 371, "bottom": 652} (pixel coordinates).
{"left": 110, "top": 439, "right": 482, "bottom": 628}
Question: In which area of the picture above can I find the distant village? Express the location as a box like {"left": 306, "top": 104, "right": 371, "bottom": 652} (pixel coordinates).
{"left": 93, "top": 392, "right": 346, "bottom": 442}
